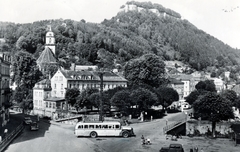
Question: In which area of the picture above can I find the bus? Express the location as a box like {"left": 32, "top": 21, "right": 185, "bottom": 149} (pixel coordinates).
{"left": 74, "top": 121, "right": 135, "bottom": 138}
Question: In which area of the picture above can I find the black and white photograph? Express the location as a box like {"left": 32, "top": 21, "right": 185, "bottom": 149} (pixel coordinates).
{"left": 0, "top": 0, "right": 240, "bottom": 151}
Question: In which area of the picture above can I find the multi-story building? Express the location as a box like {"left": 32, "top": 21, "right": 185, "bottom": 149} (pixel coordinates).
{"left": 0, "top": 52, "right": 11, "bottom": 127}
{"left": 33, "top": 67, "right": 128, "bottom": 118}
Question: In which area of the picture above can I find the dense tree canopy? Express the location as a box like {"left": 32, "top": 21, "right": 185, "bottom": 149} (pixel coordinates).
{"left": 130, "top": 87, "right": 158, "bottom": 112}
{"left": 65, "top": 88, "right": 80, "bottom": 106}
{"left": 11, "top": 50, "right": 43, "bottom": 89}
{"left": 124, "top": 53, "right": 167, "bottom": 87}
{"left": 193, "top": 92, "right": 234, "bottom": 137}
{"left": 154, "top": 86, "right": 179, "bottom": 108}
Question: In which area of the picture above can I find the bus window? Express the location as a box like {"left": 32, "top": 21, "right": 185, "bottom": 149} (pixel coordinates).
{"left": 109, "top": 125, "right": 112, "bottom": 129}
{"left": 115, "top": 125, "right": 120, "bottom": 129}
{"left": 84, "top": 125, "right": 88, "bottom": 129}
{"left": 102, "top": 125, "right": 108, "bottom": 129}
{"left": 89, "top": 125, "right": 94, "bottom": 129}
{"left": 78, "top": 125, "right": 83, "bottom": 129}
{"left": 96, "top": 125, "right": 102, "bottom": 129}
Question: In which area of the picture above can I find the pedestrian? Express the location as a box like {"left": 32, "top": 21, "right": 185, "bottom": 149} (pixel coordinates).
{"left": 141, "top": 135, "right": 145, "bottom": 145}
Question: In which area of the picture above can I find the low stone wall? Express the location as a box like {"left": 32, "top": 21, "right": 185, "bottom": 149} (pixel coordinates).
{"left": 186, "top": 120, "right": 233, "bottom": 137}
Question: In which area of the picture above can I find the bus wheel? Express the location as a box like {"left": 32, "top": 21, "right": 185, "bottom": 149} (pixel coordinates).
{"left": 90, "top": 131, "right": 97, "bottom": 138}
{"left": 122, "top": 131, "right": 129, "bottom": 138}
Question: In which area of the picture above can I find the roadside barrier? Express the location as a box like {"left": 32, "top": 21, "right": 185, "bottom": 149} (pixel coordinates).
{"left": 163, "top": 118, "right": 186, "bottom": 134}
{"left": 0, "top": 122, "right": 24, "bottom": 152}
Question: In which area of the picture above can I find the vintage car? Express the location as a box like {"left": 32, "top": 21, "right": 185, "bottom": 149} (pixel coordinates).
{"left": 30, "top": 122, "right": 39, "bottom": 131}
{"left": 24, "top": 117, "right": 32, "bottom": 125}
{"left": 159, "top": 144, "right": 184, "bottom": 152}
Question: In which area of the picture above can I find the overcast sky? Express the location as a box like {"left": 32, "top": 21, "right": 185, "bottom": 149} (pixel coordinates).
{"left": 0, "top": 0, "right": 240, "bottom": 49}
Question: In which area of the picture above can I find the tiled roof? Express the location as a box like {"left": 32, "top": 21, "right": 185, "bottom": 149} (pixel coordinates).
{"left": 169, "top": 78, "right": 184, "bottom": 84}
{"left": 36, "top": 47, "right": 57, "bottom": 64}
{"left": 60, "top": 70, "right": 128, "bottom": 82}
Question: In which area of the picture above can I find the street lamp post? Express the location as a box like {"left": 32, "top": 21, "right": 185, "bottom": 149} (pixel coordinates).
{"left": 98, "top": 72, "right": 104, "bottom": 122}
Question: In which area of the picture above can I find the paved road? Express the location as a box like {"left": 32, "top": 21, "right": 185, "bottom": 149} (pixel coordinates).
{"left": 4, "top": 111, "right": 188, "bottom": 152}
{"left": 4, "top": 120, "right": 102, "bottom": 152}
{"left": 88, "top": 112, "right": 187, "bottom": 152}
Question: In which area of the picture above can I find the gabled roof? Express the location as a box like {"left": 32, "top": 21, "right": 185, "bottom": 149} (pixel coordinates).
{"left": 36, "top": 47, "right": 57, "bottom": 64}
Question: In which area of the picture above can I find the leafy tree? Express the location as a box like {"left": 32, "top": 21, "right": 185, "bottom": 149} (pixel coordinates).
{"left": 88, "top": 92, "right": 100, "bottom": 109}
{"left": 11, "top": 50, "right": 43, "bottom": 89}
{"left": 88, "top": 92, "right": 110, "bottom": 112}
{"left": 12, "top": 85, "right": 33, "bottom": 114}
{"left": 65, "top": 88, "right": 80, "bottom": 107}
{"left": 130, "top": 87, "right": 158, "bottom": 112}
{"left": 124, "top": 53, "right": 166, "bottom": 87}
{"left": 195, "top": 80, "right": 217, "bottom": 92}
{"left": 110, "top": 90, "right": 132, "bottom": 115}
{"left": 76, "top": 88, "right": 99, "bottom": 110}
{"left": 185, "top": 90, "right": 207, "bottom": 105}
{"left": 221, "top": 89, "right": 237, "bottom": 105}
{"left": 193, "top": 92, "right": 234, "bottom": 137}
{"left": 154, "top": 86, "right": 179, "bottom": 109}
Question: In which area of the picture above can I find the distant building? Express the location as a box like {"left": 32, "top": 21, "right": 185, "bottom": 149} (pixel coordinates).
{"left": 0, "top": 52, "right": 11, "bottom": 127}
{"left": 168, "top": 78, "right": 184, "bottom": 101}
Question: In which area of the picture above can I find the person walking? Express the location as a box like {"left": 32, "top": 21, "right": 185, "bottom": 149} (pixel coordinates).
{"left": 141, "top": 135, "right": 145, "bottom": 145}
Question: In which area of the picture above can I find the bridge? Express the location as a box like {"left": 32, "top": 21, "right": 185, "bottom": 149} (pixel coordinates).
{"left": 163, "top": 118, "right": 187, "bottom": 135}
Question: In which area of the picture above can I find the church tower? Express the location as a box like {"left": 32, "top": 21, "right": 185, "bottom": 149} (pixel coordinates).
{"left": 36, "top": 25, "right": 57, "bottom": 75}
{"left": 45, "top": 26, "right": 55, "bottom": 54}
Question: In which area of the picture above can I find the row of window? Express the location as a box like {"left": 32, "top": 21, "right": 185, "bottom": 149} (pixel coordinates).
{"left": 34, "top": 100, "right": 56, "bottom": 109}
{"left": 77, "top": 124, "right": 120, "bottom": 130}
{"left": 34, "top": 91, "right": 43, "bottom": 97}
{"left": 68, "top": 83, "right": 127, "bottom": 89}
{"left": 54, "top": 76, "right": 63, "bottom": 81}
{"left": 54, "top": 84, "right": 64, "bottom": 89}
{"left": 1, "top": 65, "right": 10, "bottom": 75}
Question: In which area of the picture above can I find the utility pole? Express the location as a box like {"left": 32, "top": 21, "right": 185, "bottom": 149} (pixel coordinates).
{"left": 98, "top": 72, "right": 104, "bottom": 121}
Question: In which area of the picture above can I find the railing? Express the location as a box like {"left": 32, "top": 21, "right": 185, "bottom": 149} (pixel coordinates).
{"left": 0, "top": 122, "right": 24, "bottom": 152}
{"left": 54, "top": 114, "right": 83, "bottom": 122}
{"left": 163, "top": 118, "right": 186, "bottom": 134}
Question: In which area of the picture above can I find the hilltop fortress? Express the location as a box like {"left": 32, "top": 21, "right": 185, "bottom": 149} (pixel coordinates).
{"left": 120, "top": 3, "right": 182, "bottom": 20}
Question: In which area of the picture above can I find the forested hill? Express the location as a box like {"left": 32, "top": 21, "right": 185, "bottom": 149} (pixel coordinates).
{"left": 1, "top": 1, "right": 240, "bottom": 76}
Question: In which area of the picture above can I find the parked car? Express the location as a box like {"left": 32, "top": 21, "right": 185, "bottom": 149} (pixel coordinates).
{"left": 24, "top": 117, "right": 32, "bottom": 125}
{"left": 159, "top": 144, "right": 184, "bottom": 152}
{"left": 30, "top": 122, "right": 39, "bottom": 131}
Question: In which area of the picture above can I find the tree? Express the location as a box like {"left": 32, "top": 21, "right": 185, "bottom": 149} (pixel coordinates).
{"left": 110, "top": 90, "right": 132, "bottom": 115}
{"left": 221, "top": 90, "right": 237, "bottom": 105}
{"left": 65, "top": 88, "right": 80, "bottom": 108}
{"left": 195, "top": 80, "right": 217, "bottom": 92}
{"left": 193, "top": 92, "right": 234, "bottom": 137}
{"left": 12, "top": 85, "right": 33, "bottom": 114}
{"left": 130, "top": 87, "right": 158, "bottom": 112}
{"left": 76, "top": 88, "right": 99, "bottom": 110}
{"left": 11, "top": 50, "right": 43, "bottom": 89}
{"left": 185, "top": 90, "right": 207, "bottom": 105}
{"left": 154, "top": 86, "right": 179, "bottom": 109}
{"left": 124, "top": 53, "right": 167, "bottom": 87}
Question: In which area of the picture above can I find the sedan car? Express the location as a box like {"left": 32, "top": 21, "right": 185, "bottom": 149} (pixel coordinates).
{"left": 24, "top": 117, "right": 32, "bottom": 125}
